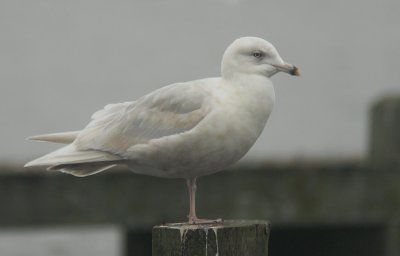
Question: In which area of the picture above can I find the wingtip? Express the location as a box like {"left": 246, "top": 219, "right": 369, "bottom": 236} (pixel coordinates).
{"left": 24, "top": 157, "right": 47, "bottom": 167}
{"left": 26, "top": 135, "right": 40, "bottom": 141}
{"left": 25, "top": 131, "right": 79, "bottom": 144}
{"left": 26, "top": 135, "right": 44, "bottom": 141}
{"left": 24, "top": 161, "right": 35, "bottom": 167}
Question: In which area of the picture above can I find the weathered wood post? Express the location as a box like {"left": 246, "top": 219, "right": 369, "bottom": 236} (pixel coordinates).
{"left": 152, "top": 220, "right": 270, "bottom": 256}
{"left": 369, "top": 95, "right": 400, "bottom": 256}
{"left": 369, "top": 96, "right": 400, "bottom": 171}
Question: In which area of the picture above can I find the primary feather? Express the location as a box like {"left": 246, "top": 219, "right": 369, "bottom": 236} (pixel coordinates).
{"left": 28, "top": 131, "right": 80, "bottom": 144}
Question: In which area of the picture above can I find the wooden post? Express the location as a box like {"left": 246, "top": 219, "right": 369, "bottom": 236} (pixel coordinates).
{"left": 369, "top": 96, "right": 400, "bottom": 171}
{"left": 152, "top": 220, "right": 270, "bottom": 256}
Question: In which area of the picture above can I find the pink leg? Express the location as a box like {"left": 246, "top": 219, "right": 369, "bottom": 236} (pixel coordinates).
{"left": 186, "top": 177, "right": 222, "bottom": 224}
{"left": 186, "top": 177, "right": 198, "bottom": 223}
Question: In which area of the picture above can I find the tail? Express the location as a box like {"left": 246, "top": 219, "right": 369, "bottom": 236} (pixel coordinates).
{"left": 49, "top": 162, "right": 118, "bottom": 177}
{"left": 25, "top": 144, "right": 123, "bottom": 177}
{"left": 28, "top": 131, "right": 80, "bottom": 144}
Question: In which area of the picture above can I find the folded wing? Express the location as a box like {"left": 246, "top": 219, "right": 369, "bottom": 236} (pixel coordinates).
{"left": 25, "top": 80, "right": 212, "bottom": 176}
{"left": 75, "top": 81, "right": 211, "bottom": 155}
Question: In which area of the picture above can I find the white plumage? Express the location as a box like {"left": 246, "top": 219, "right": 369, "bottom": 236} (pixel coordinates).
{"left": 25, "top": 37, "right": 299, "bottom": 223}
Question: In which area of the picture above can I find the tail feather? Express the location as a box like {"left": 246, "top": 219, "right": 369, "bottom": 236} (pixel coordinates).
{"left": 49, "top": 162, "right": 118, "bottom": 177}
{"left": 24, "top": 144, "right": 122, "bottom": 168}
{"left": 28, "top": 131, "right": 80, "bottom": 144}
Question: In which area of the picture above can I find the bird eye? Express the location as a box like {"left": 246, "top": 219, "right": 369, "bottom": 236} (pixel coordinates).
{"left": 252, "top": 51, "right": 264, "bottom": 58}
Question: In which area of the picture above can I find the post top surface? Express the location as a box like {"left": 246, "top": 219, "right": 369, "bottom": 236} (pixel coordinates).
{"left": 154, "top": 219, "right": 270, "bottom": 230}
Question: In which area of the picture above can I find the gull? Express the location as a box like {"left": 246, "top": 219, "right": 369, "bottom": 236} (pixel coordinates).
{"left": 25, "top": 37, "right": 299, "bottom": 224}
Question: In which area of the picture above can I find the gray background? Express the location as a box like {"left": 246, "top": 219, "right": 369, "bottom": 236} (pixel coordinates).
{"left": 1, "top": 1, "right": 399, "bottom": 255}
{"left": 1, "top": 0, "right": 399, "bottom": 164}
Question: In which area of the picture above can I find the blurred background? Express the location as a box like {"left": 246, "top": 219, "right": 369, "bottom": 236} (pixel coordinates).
{"left": 0, "top": 0, "right": 399, "bottom": 255}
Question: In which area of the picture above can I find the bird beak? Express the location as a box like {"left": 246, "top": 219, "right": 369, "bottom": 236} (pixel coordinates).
{"left": 272, "top": 63, "right": 300, "bottom": 76}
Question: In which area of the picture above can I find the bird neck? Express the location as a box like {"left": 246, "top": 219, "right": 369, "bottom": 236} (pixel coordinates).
{"left": 222, "top": 72, "right": 272, "bottom": 87}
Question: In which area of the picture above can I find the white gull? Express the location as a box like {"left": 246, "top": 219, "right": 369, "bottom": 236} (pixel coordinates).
{"left": 25, "top": 37, "right": 299, "bottom": 224}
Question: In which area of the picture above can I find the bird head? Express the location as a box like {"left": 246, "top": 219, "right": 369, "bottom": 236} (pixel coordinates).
{"left": 221, "top": 37, "right": 300, "bottom": 79}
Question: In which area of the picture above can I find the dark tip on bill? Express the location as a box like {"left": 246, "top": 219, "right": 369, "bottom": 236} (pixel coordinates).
{"left": 291, "top": 66, "right": 300, "bottom": 76}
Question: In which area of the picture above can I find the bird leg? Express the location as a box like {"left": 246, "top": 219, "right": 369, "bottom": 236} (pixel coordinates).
{"left": 186, "top": 177, "right": 222, "bottom": 224}
{"left": 186, "top": 177, "right": 200, "bottom": 223}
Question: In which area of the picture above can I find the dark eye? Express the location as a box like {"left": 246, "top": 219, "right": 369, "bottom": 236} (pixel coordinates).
{"left": 252, "top": 51, "right": 264, "bottom": 58}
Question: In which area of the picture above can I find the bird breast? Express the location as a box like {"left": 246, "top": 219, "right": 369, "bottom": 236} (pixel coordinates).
{"left": 126, "top": 76, "right": 275, "bottom": 178}
{"left": 206, "top": 76, "right": 275, "bottom": 157}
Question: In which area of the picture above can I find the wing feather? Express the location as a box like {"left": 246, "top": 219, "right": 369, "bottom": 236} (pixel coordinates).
{"left": 74, "top": 81, "right": 212, "bottom": 156}
{"left": 28, "top": 131, "right": 79, "bottom": 144}
{"left": 24, "top": 144, "right": 122, "bottom": 167}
